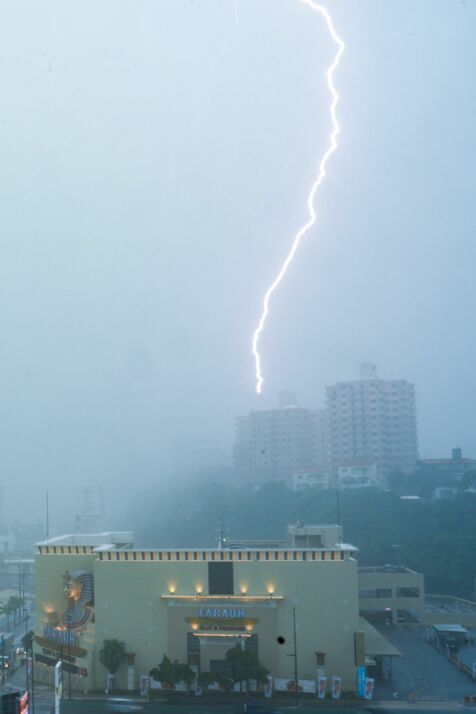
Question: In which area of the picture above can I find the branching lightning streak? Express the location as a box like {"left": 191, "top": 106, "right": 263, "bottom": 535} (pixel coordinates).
{"left": 251, "top": 0, "right": 344, "bottom": 394}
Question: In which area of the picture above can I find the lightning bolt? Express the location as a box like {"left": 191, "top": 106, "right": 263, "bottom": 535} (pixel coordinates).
{"left": 251, "top": 1, "right": 345, "bottom": 394}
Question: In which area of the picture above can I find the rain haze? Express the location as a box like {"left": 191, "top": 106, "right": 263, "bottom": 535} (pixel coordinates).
{"left": 0, "top": 0, "right": 475, "bottom": 524}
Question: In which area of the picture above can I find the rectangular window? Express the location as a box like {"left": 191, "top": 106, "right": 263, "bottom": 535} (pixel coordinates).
{"left": 208, "top": 562, "right": 234, "bottom": 595}
{"left": 397, "top": 587, "right": 420, "bottom": 598}
{"left": 359, "top": 588, "right": 392, "bottom": 599}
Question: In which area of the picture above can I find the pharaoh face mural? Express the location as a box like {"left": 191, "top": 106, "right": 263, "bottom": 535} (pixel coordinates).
{"left": 61, "top": 570, "right": 94, "bottom": 630}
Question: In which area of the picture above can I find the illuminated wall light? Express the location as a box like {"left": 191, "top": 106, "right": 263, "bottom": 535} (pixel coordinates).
{"left": 191, "top": 623, "right": 198, "bottom": 631}
{"left": 240, "top": 585, "right": 248, "bottom": 595}
{"left": 195, "top": 584, "right": 203, "bottom": 595}
{"left": 266, "top": 584, "right": 275, "bottom": 595}
{"left": 168, "top": 583, "right": 176, "bottom": 594}
{"left": 245, "top": 624, "right": 253, "bottom": 632}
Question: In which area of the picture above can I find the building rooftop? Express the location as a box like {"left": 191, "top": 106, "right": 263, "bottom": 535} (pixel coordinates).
{"left": 36, "top": 524, "right": 358, "bottom": 557}
{"left": 419, "top": 458, "right": 476, "bottom": 465}
{"left": 426, "top": 594, "right": 476, "bottom": 616}
{"left": 359, "top": 565, "right": 419, "bottom": 575}
{"left": 36, "top": 532, "right": 134, "bottom": 548}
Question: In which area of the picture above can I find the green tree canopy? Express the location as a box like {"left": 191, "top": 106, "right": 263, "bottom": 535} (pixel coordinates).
{"left": 99, "top": 639, "right": 126, "bottom": 675}
{"left": 225, "top": 644, "right": 269, "bottom": 692}
{"left": 150, "top": 655, "right": 195, "bottom": 690}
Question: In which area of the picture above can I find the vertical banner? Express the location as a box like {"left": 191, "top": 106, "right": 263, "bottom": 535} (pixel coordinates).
{"left": 472, "top": 662, "right": 476, "bottom": 680}
{"left": 139, "top": 676, "right": 149, "bottom": 697}
{"left": 105, "top": 673, "right": 115, "bottom": 694}
{"left": 19, "top": 692, "right": 29, "bottom": 714}
{"left": 332, "top": 676, "right": 342, "bottom": 699}
{"left": 54, "top": 661, "right": 62, "bottom": 714}
{"left": 317, "top": 676, "right": 327, "bottom": 699}
{"left": 264, "top": 675, "right": 273, "bottom": 698}
{"left": 356, "top": 666, "right": 366, "bottom": 697}
{"left": 27, "top": 657, "right": 32, "bottom": 676}
{"left": 364, "top": 677, "right": 375, "bottom": 700}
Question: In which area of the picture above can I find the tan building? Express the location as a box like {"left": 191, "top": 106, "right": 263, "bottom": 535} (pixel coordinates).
{"left": 358, "top": 565, "right": 424, "bottom": 624}
{"left": 33, "top": 525, "right": 399, "bottom": 695}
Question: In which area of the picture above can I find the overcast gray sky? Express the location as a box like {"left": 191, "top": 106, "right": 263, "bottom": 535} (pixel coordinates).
{"left": 1, "top": 0, "right": 475, "bottom": 522}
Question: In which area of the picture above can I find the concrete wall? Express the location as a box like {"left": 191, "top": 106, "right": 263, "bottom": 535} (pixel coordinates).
{"left": 358, "top": 568, "right": 424, "bottom": 623}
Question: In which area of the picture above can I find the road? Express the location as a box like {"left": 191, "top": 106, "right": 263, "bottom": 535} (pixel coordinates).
{"left": 0, "top": 600, "right": 35, "bottom": 643}
{"left": 1, "top": 604, "right": 53, "bottom": 714}
{"left": 3, "top": 660, "right": 53, "bottom": 714}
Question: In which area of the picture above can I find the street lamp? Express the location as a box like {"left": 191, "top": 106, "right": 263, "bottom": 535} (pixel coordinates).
{"left": 286, "top": 598, "right": 299, "bottom": 704}
{"left": 23, "top": 608, "right": 29, "bottom": 704}
{"left": 30, "top": 631, "right": 35, "bottom": 714}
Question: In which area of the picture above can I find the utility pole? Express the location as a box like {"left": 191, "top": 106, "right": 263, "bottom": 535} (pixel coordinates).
{"left": 218, "top": 521, "right": 228, "bottom": 549}
{"left": 68, "top": 620, "right": 72, "bottom": 699}
{"left": 286, "top": 600, "right": 299, "bottom": 704}
{"left": 46, "top": 492, "right": 50, "bottom": 542}
{"left": 292, "top": 606, "right": 299, "bottom": 689}
{"left": 336, "top": 483, "right": 342, "bottom": 534}
{"left": 31, "top": 632, "right": 35, "bottom": 714}
{"left": 23, "top": 608, "right": 29, "bottom": 703}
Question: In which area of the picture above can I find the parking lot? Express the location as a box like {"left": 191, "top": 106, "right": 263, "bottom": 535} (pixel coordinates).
{"left": 372, "top": 625, "right": 476, "bottom": 702}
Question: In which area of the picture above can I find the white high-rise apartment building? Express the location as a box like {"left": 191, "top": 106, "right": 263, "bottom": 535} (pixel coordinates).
{"left": 326, "top": 364, "right": 418, "bottom": 481}
{"left": 75, "top": 483, "right": 103, "bottom": 534}
{"left": 234, "top": 392, "right": 319, "bottom": 483}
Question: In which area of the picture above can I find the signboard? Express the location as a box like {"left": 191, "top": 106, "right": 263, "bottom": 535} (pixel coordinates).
{"left": 472, "top": 662, "right": 476, "bottom": 680}
{"left": 364, "top": 677, "right": 375, "bottom": 700}
{"left": 317, "top": 676, "right": 327, "bottom": 699}
{"left": 332, "top": 675, "right": 342, "bottom": 699}
{"left": 274, "top": 678, "right": 315, "bottom": 693}
{"left": 186, "top": 612, "right": 258, "bottom": 635}
{"left": 43, "top": 625, "right": 77, "bottom": 647}
{"left": 198, "top": 607, "right": 246, "bottom": 618}
{"left": 356, "top": 665, "right": 366, "bottom": 697}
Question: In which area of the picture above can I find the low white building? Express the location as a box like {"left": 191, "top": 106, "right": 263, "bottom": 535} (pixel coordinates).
{"left": 338, "top": 462, "right": 384, "bottom": 489}
{"left": 291, "top": 469, "right": 328, "bottom": 491}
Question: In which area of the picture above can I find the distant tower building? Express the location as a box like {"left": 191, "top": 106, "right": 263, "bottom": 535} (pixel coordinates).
{"left": 75, "top": 484, "right": 102, "bottom": 534}
{"left": 326, "top": 364, "right": 418, "bottom": 483}
{"left": 234, "top": 395, "right": 319, "bottom": 483}
{"left": 312, "top": 408, "right": 329, "bottom": 474}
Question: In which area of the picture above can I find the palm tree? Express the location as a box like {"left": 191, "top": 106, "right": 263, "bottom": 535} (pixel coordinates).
{"left": 8, "top": 596, "right": 24, "bottom": 626}
{"left": 0, "top": 600, "right": 16, "bottom": 631}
